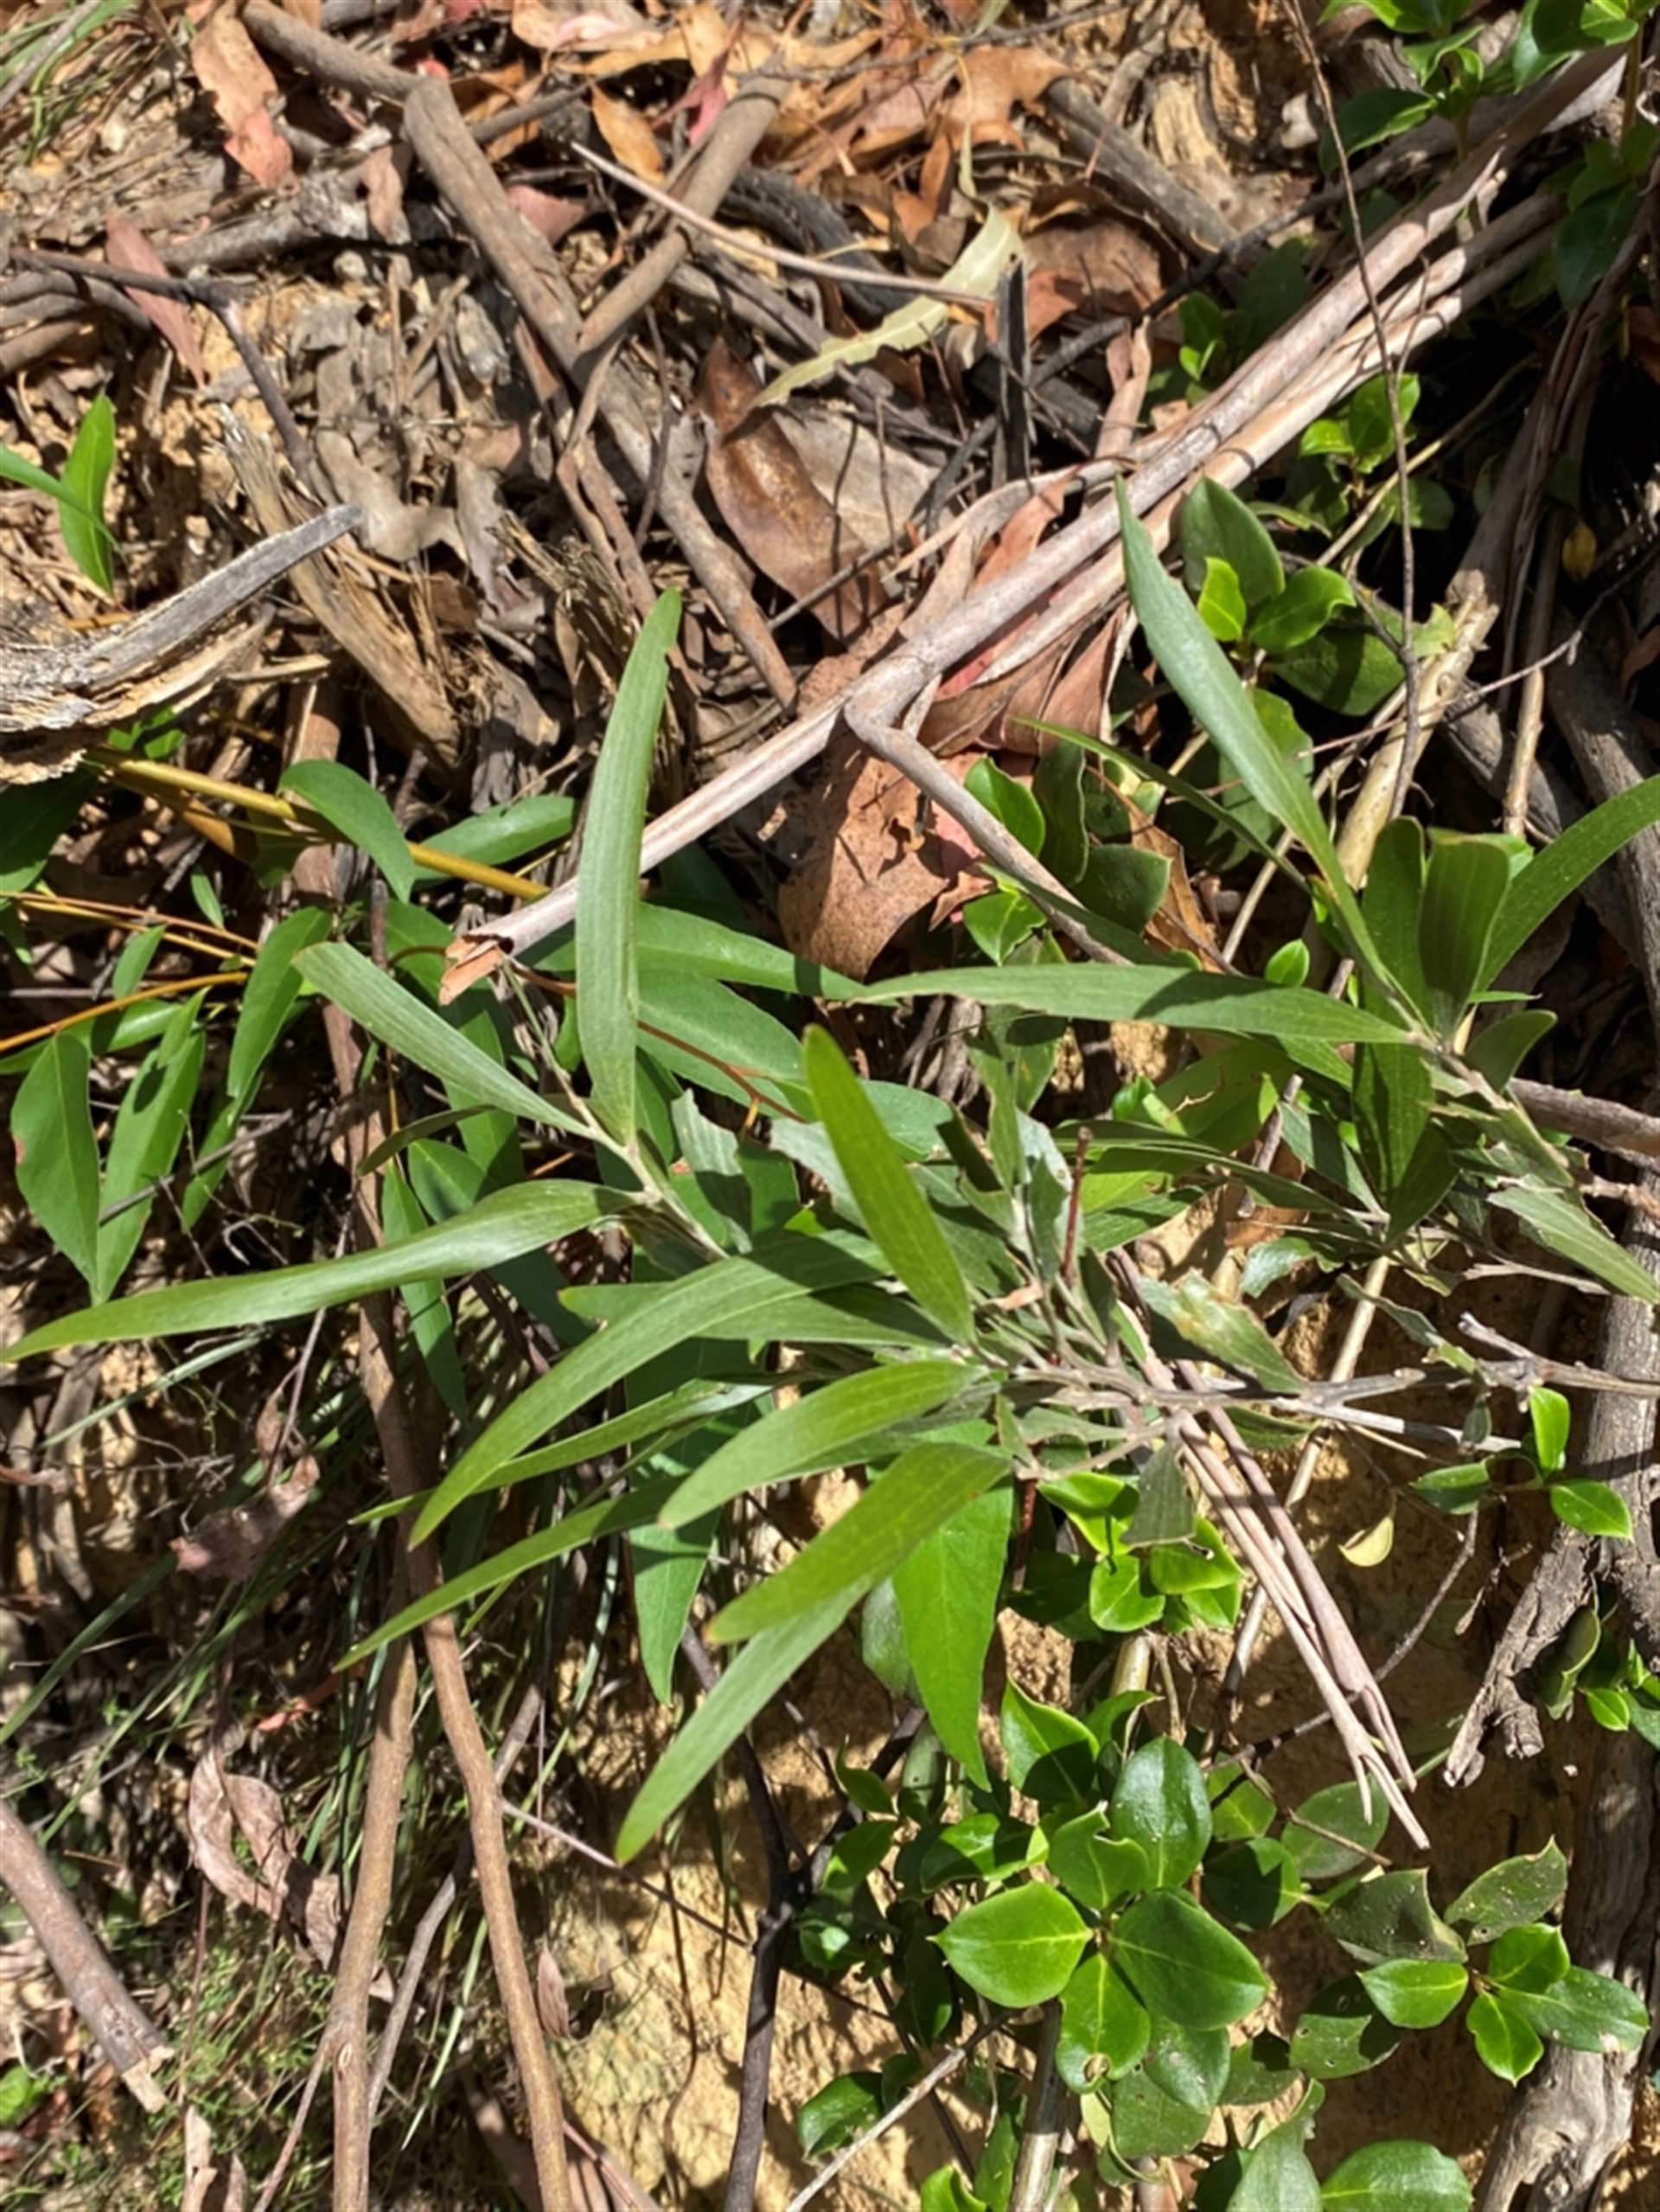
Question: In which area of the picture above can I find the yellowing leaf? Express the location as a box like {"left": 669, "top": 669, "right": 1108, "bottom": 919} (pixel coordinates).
{"left": 755, "top": 209, "right": 1019, "bottom": 407}
{"left": 1338, "top": 1507, "right": 1395, "bottom": 1568}
{"left": 1561, "top": 521, "right": 1597, "bottom": 582}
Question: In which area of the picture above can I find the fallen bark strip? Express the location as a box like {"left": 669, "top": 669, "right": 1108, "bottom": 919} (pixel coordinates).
{"left": 452, "top": 48, "right": 1612, "bottom": 978}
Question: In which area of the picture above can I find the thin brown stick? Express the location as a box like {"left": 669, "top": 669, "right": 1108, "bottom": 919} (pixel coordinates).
{"left": 0, "top": 1792, "right": 171, "bottom": 2112}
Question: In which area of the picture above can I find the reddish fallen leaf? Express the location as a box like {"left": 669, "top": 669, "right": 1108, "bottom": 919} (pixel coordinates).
{"left": 697, "top": 336, "right": 886, "bottom": 643}
{"left": 104, "top": 218, "right": 209, "bottom": 383}
{"left": 505, "top": 183, "right": 587, "bottom": 246}
{"left": 188, "top": 8, "right": 291, "bottom": 188}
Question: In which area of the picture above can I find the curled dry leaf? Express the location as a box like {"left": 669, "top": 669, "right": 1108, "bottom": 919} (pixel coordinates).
{"left": 591, "top": 84, "right": 666, "bottom": 183}
{"left": 188, "top": 9, "right": 292, "bottom": 189}
{"left": 697, "top": 336, "right": 886, "bottom": 643}
{"left": 187, "top": 1720, "right": 386, "bottom": 1989}
{"left": 105, "top": 217, "right": 208, "bottom": 385}
{"left": 182, "top": 2106, "right": 248, "bottom": 2212}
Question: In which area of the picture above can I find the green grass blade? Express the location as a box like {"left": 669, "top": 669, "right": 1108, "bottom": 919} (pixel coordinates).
{"left": 342, "top": 1474, "right": 682, "bottom": 1666}
{"left": 576, "top": 590, "right": 681, "bottom": 1146}
{"left": 803, "top": 1027, "right": 976, "bottom": 1345}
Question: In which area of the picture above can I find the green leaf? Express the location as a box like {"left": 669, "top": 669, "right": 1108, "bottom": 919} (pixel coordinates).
{"left": 1417, "top": 834, "right": 1515, "bottom": 1041}
{"left": 1320, "top": 1870, "right": 1465, "bottom": 1966}
{"left": 1491, "top": 1182, "right": 1660, "bottom": 1304}
{"left": 1549, "top": 1480, "right": 1634, "bottom": 1538}
{"left": 1319, "top": 2139, "right": 1471, "bottom": 2211}
{"left": 417, "top": 1241, "right": 878, "bottom": 1535}
{"left": 1446, "top": 1842, "right": 1568, "bottom": 1943}
{"left": 707, "top": 1441, "right": 1005, "bottom": 1644}
{"left": 3, "top": 1180, "right": 610, "bottom": 1364}
{"left": 1231, "top": 2124, "right": 1322, "bottom": 2212}
{"left": 1485, "top": 777, "right": 1660, "bottom": 981}
{"left": 803, "top": 1027, "right": 975, "bottom": 1345}
{"left": 0, "top": 772, "right": 90, "bottom": 896}
{"left": 1108, "top": 2037, "right": 1215, "bottom": 2160}
{"left": 631, "top": 1509, "right": 715, "bottom": 1705}
{"left": 1357, "top": 1959, "right": 1468, "bottom": 2028}
{"left": 295, "top": 942, "right": 577, "bottom": 1128}
{"left": 616, "top": 1594, "right": 846, "bottom": 1859}
{"left": 1412, "top": 1462, "right": 1491, "bottom": 1514}
{"left": 1353, "top": 1039, "right": 1432, "bottom": 1205}
{"left": 934, "top": 1883, "right": 1090, "bottom": 2006}
{"left": 11, "top": 1025, "right": 99, "bottom": 1291}
{"left": 575, "top": 590, "right": 681, "bottom": 1146}
{"left": 1180, "top": 479, "right": 1284, "bottom": 611}
{"left": 281, "top": 759, "right": 416, "bottom": 900}
{"left": 344, "top": 1471, "right": 693, "bottom": 1667}
{"left": 1112, "top": 1889, "right": 1268, "bottom": 2030}
{"left": 1203, "top": 1838, "right": 1301, "bottom": 1929}
{"left": 56, "top": 393, "right": 116, "bottom": 592}
{"left": 1487, "top": 1922, "right": 1568, "bottom": 1992}
{"left": 1116, "top": 481, "right": 1379, "bottom": 977}
{"left": 861, "top": 963, "right": 1407, "bottom": 1062}
{"left": 1361, "top": 817, "right": 1430, "bottom": 1015}
{"left": 966, "top": 756, "right": 1045, "bottom": 856}
{"left": 1465, "top": 1010, "right": 1555, "bottom": 1092}
{"left": 96, "top": 1007, "right": 206, "bottom": 1298}
{"left": 1251, "top": 567, "right": 1354, "bottom": 655}
{"left": 1124, "top": 1444, "right": 1194, "bottom": 1548}
{"left": 1142, "top": 2018, "right": 1230, "bottom": 2112}
{"left": 916, "top": 1812, "right": 1040, "bottom": 1890}
{"left": 920, "top": 2169, "right": 988, "bottom": 2212}
{"left": 1290, "top": 1976, "right": 1403, "bottom": 2079}
{"left": 658, "top": 1359, "right": 969, "bottom": 1527}
{"left": 892, "top": 1486, "right": 1008, "bottom": 1788}
{"left": 1058, "top": 1949, "right": 1150, "bottom": 2090}
{"left": 1282, "top": 1780, "right": 1389, "bottom": 1881}
{"left": 1529, "top": 1385, "right": 1571, "bottom": 1472}
{"left": 1196, "top": 557, "right": 1248, "bottom": 643}
{"left": 1465, "top": 1991, "right": 1544, "bottom": 2083}
{"left": 799, "top": 2072, "right": 883, "bottom": 2158}
{"left": 1497, "top": 1965, "right": 1648, "bottom": 2054}
{"left": 1138, "top": 1275, "right": 1304, "bottom": 1394}
{"left": 413, "top": 790, "right": 576, "bottom": 876}
{"left": 1555, "top": 183, "right": 1641, "bottom": 307}
{"left": 1110, "top": 1739, "right": 1211, "bottom": 1889}
{"left": 1000, "top": 1680, "right": 1099, "bottom": 1804}
{"left": 1044, "top": 1811, "right": 1149, "bottom": 1911}
{"left": 227, "top": 907, "right": 332, "bottom": 1098}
